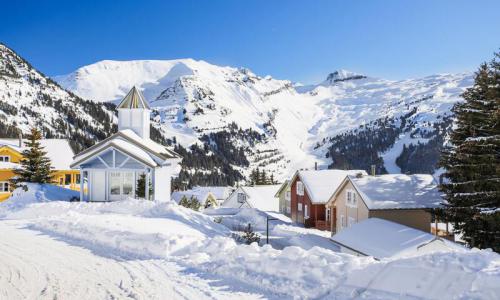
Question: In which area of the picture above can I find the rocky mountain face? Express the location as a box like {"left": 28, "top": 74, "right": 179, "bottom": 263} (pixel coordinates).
{"left": 0, "top": 43, "right": 116, "bottom": 152}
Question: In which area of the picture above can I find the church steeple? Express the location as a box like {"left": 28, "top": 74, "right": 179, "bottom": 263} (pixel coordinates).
{"left": 117, "top": 86, "right": 151, "bottom": 139}
{"left": 117, "top": 86, "right": 150, "bottom": 109}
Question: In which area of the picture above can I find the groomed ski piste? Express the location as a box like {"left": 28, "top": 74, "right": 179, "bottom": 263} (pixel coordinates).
{"left": 0, "top": 184, "right": 499, "bottom": 299}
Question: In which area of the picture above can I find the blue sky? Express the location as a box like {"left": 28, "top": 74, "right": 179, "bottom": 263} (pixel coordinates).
{"left": 2, "top": 0, "right": 499, "bottom": 83}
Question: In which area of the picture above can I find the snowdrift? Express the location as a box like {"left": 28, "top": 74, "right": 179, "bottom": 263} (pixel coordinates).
{"left": 1, "top": 186, "right": 499, "bottom": 299}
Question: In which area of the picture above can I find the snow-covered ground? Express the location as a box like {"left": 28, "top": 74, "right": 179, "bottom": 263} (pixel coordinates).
{"left": 1, "top": 185, "right": 499, "bottom": 299}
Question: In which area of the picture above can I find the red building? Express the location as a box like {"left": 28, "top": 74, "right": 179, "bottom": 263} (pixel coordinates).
{"left": 290, "top": 169, "right": 367, "bottom": 230}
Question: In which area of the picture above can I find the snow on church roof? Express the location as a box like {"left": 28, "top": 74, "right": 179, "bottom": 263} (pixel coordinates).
{"left": 0, "top": 138, "right": 74, "bottom": 170}
{"left": 117, "top": 86, "right": 150, "bottom": 109}
{"left": 349, "top": 174, "right": 442, "bottom": 209}
{"left": 297, "top": 169, "right": 367, "bottom": 204}
{"left": 71, "top": 129, "right": 179, "bottom": 168}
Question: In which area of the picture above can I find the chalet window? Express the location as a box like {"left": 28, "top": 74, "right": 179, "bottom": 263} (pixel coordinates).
{"left": 298, "top": 202, "right": 303, "bottom": 211}
{"left": 65, "top": 174, "right": 72, "bottom": 185}
{"left": 286, "top": 204, "right": 291, "bottom": 214}
{"left": 296, "top": 181, "right": 304, "bottom": 196}
{"left": 304, "top": 205, "right": 309, "bottom": 219}
{"left": 346, "top": 190, "right": 357, "bottom": 208}
{"left": 340, "top": 214, "right": 345, "bottom": 229}
{"left": 326, "top": 208, "right": 331, "bottom": 221}
{"left": 285, "top": 191, "right": 291, "bottom": 201}
{"left": 0, "top": 182, "right": 9, "bottom": 192}
{"left": 237, "top": 193, "right": 246, "bottom": 203}
{"left": 0, "top": 156, "right": 10, "bottom": 162}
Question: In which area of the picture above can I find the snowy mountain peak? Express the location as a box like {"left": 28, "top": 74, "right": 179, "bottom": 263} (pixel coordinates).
{"left": 54, "top": 56, "right": 474, "bottom": 182}
{"left": 324, "top": 69, "right": 367, "bottom": 84}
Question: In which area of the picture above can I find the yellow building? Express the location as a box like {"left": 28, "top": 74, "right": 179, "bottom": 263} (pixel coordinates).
{"left": 0, "top": 138, "right": 79, "bottom": 202}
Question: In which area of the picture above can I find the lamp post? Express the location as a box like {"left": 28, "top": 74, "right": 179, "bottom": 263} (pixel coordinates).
{"left": 266, "top": 216, "right": 279, "bottom": 244}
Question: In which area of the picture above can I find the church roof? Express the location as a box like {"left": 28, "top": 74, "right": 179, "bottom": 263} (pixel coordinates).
{"left": 70, "top": 130, "right": 180, "bottom": 169}
{"left": 117, "top": 86, "right": 150, "bottom": 109}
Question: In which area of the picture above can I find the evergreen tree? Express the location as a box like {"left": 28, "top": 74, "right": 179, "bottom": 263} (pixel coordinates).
{"left": 440, "top": 53, "right": 500, "bottom": 252}
{"left": 135, "top": 173, "right": 152, "bottom": 199}
{"left": 12, "top": 127, "right": 53, "bottom": 185}
{"left": 261, "top": 169, "right": 268, "bottom": 185}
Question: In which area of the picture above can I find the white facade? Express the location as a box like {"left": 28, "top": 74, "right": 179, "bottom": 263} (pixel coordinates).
{"left": 118, "top": 108, "right": 150, "bottom": 139}
{"left": 222, "top": 185, "right": 281, "bottom": 212}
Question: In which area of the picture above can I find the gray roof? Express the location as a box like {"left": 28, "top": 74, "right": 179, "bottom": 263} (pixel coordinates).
{"left": 117, "top": 86, "right": 150, "bottom": 109}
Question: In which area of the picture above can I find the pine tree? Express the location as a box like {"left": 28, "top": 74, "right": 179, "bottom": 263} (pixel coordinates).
{"left": 12, "top": 127, "right": 53, "bottom": 185}
{"left": 135, "top": 173, "right": 152, "bottom": 199}
{"left": 440, "top": 53, "right": 500, "bottom": 251}
{"left": 261, "top": 169, "right": 268, "bottom": 185}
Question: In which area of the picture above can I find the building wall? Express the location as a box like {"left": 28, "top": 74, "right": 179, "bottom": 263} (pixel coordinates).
{"left": 331, "top": 180, "right": 370, "bottom": 233}
{"left": 369, "top": 209, "right": 432, "bottom": 232}
{"left": 222, "top": 187, "right": 252, "bottom": 208}
{"left": 290, "top": 176, "right": 327, "bottom": 228}
{"left": 277, "top": 184, "right": 291, "bottom": 217}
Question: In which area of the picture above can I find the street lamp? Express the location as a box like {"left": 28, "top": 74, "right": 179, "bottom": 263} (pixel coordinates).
{"left": 266, "top": 216, "right": 279, "bottom": 244}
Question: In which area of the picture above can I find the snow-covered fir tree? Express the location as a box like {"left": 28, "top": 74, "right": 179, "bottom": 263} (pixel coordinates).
{"left": 12, "top": 127, "right": 53, "bottom": 185}
{"left": 440, "top": 53, "right": 500, "bottom": 252}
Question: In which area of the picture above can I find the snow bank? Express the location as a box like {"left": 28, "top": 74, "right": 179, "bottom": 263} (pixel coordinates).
{"left": 182, "top": 238, "right": 370, "bottom": 299}
{"left": 219, "top": 208, "right": 286, "bottom": 231}
{"left": 3, "top": 189, "right": 499, "bottom": 299}
{"left": 335, "top": 249, "right": 500, "bottom": 299}
{"left": 0, "top": 183, "right": 79, "bottom": 217}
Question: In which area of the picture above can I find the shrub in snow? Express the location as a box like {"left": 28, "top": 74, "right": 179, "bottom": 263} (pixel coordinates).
{"left": 239, "top": 223, "right": 261, "bottom": 245}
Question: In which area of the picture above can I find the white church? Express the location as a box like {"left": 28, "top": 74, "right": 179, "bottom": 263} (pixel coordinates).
{"left": 71, "top": 87, "right": 180, "bottom": 202}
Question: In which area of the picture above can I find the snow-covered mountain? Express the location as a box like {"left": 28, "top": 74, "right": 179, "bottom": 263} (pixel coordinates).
{"left": 0, "top": 43, "right": 116, "bottom": 152}
{"left": 55, "top": 59, "right": 473, "bottom": 181}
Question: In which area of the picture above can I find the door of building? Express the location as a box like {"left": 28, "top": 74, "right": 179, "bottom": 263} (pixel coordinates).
{"left": 109, "top": 171, "right": 135, "bottom": 201}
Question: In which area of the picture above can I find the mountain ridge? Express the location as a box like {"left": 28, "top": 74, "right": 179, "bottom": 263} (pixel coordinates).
{"left": 55, "top": 58, "right": 473, "bottom": 181}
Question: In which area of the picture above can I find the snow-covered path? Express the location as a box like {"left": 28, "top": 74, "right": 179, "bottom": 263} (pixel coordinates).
{"left": 0, "top": 221, "right": 263, "bottom": 300}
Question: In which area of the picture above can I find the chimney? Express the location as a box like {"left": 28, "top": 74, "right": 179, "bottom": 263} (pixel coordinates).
{"left": 314, "top": 162, "right": 318, "bottom": 170}
{"left": 371, "top": 165, "right": 376, "bottom": 176}
{"left": 18, "top": 132, "right": 22, "bottom": 148}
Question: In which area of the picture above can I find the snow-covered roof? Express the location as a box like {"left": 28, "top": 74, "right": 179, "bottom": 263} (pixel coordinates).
{"left": 192, "top": 186, "right": 234, "bottom": 201}
{"left": 350, "top": 174, "right": 442, "bottom": 209}
{"left": 274, "top": 180, "right": 290, "bottom": 197}
{"left": 331, "top": 218, "right": 463, "bottom": 259}
{"left": 239, "top": 185, "right": 281, "bottom": 212}
{"left": 0, "top": 138, "right": 74, "bottom": 170}
{"left": 71, "top": 129, "right": 179, "bottom": 168}
{"left": 296, "top": 169, "right": 367, "bottom": 204}
{"left": 171, "top": 190, "right": 214, "bottom": 204}
{"left": 117, "top": 86, "right": 150, "bottom": 109}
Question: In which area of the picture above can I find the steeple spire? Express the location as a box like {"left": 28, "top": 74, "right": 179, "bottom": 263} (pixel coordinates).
{"left": 117, "top": 86, "right": 150, "bottom": 109}
{"left": 117, "top": 86, "right": 151, "bottom": 139}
